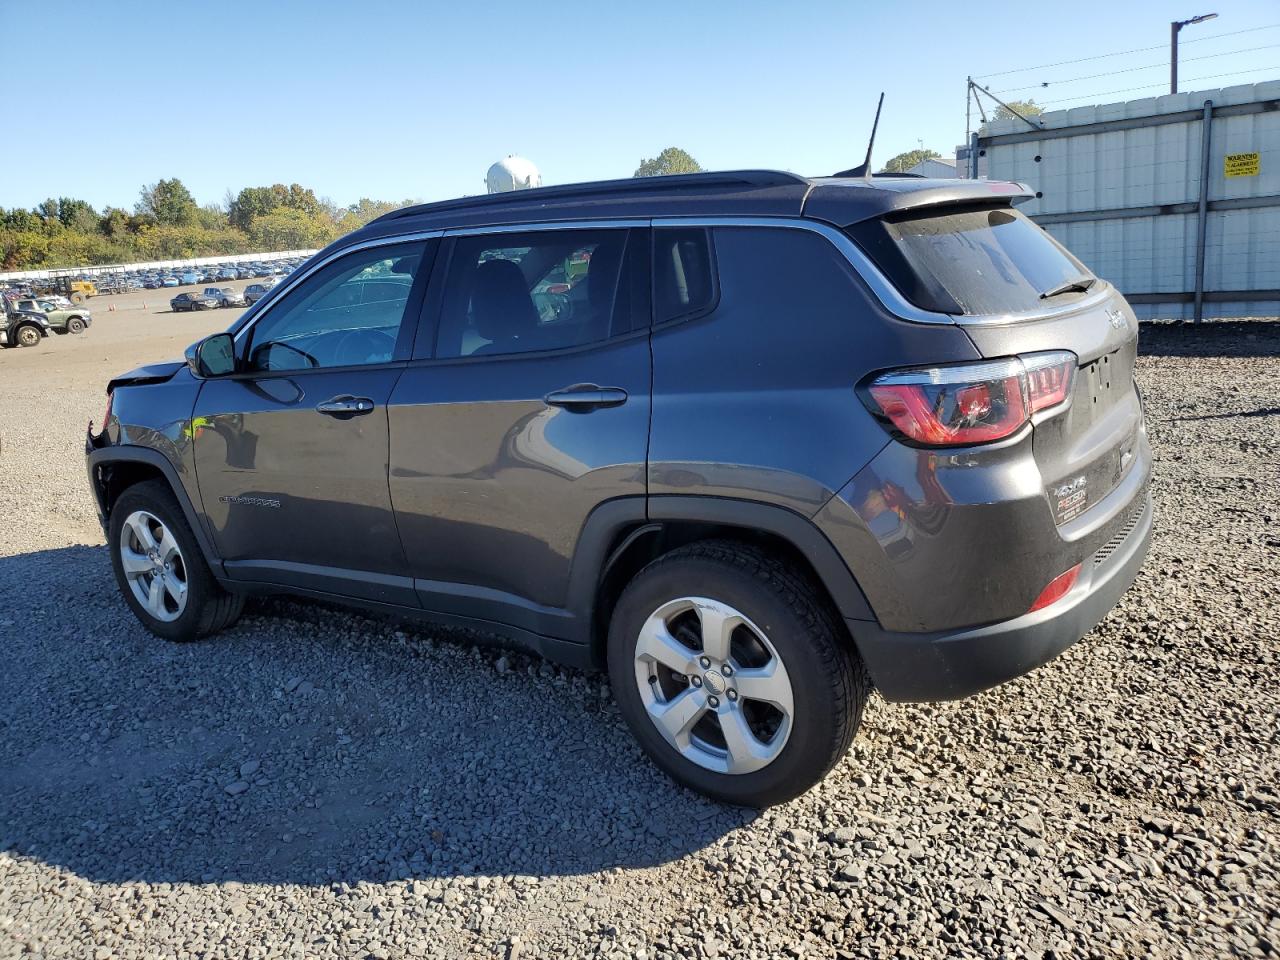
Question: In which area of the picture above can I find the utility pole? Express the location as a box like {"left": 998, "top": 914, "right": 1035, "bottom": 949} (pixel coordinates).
{"left": 1171, "top": 13, "right": 1218, "bottom": 93}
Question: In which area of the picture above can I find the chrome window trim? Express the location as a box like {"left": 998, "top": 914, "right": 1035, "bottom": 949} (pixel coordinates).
{"left": 235, "top": 215, "right": 1117, "bottom": 344}
{"left": 652, "top": 216, "right": 1116, "bottom": 327}
{"left": 232, "top": 230, "right": 443, "bottom": 343}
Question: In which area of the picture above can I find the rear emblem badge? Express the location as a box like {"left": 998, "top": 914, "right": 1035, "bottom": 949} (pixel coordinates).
{"left": 1106, "top": 307, "right": 1126, "bottom": 330}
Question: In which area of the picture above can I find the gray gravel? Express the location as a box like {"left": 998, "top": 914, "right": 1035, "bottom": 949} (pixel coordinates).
{"left": 1, "top": 316, "right": 1277, "bottom": 958}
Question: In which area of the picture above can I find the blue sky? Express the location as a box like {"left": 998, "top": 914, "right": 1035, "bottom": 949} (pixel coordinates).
{"left": 3, "top": 0, "right": 1278, "bottom": 211}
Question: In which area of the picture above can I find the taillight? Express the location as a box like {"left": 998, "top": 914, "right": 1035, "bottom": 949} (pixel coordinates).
{"left": 1022, "top": 352, "right": 1074, "bottom": 412}
{"left": 864, "top": 352, "right": 1075, "bottom": 447}
{"left": 1028, "top": 563, "right": 1082, "bottom": 612}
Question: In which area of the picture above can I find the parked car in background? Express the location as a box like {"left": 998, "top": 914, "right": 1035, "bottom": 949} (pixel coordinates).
{"left": 161, "top": 276, "right": 180, "bottom": 288}
{"left": 1, "top": 306, "right": 52, "bottom": 347}
{"left": 215, "top": 267, "right": 238, "bottom": 281}
{"left": 242, "top": 278, "right": 281, "bottom": 304}
{"left": 170, "top": 292, "right": 217, "bottom": 312}
{"left": 180, "top": 271, "right": 201, "bottom": 285}
{"left": 205, "top": 286, "right": 246, "bottom": 308}
{"left": 15, "top": 298, "right": 92, "bottom": 334}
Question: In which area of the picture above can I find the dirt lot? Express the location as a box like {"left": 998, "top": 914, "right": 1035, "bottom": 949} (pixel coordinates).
{"left": 0, "top": 310, "right": 1277, "bottom": 959}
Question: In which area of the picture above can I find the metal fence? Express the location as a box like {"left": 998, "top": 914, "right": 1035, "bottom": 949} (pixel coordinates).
{"left": 969, "top": 80, "right": 1279, "bottom": 320}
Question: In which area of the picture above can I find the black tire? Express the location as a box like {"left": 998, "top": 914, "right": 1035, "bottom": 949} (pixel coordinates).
{"left": 109, "top": 479, "right": 244, "bottom": 641}
{"left": 67, "top": 317, "right": 85, "bottom": 334}
{"left": 15, "top": 324, "right": 41, "bottom": 347}
{"left": 607, "top": 541, "right": 870, "bottom": 807}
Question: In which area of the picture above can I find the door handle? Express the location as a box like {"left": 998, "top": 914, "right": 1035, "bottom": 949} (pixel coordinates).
{"left": 544, "top": 384, "right": 629, "bottom": 411}
{"left": 316, "top": 395, "right": 375, "bottom": 416}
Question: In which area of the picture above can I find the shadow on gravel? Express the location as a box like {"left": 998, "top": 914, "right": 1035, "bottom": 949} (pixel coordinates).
{"left": 1138, "top": 319, "right": 1280, "bottom": 358}
{"left": 0, "top": 545, "right": 750, "bottom": 886}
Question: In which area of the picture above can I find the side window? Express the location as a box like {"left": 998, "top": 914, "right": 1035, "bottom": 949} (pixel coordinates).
{"left": 654, "top": 228, "right": 715, "bottom": 324}
{"left": 435, "top": 229, "right": 635, "bottom": 359}
{"left": 246, "top": 241, "right": 427, "bottom": 372}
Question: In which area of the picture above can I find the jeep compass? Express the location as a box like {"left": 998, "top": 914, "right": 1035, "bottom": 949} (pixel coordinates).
{"left": 86, "top": 171, "right": 1152, "bottom": 806}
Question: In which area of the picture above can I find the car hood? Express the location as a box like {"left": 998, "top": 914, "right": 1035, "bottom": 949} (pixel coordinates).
{"left": 107, "top": 361, "right": 185, "bottom": 393}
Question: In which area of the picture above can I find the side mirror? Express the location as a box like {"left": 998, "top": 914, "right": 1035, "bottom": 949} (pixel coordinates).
{"left": 185, "top": 332, "right": 236, "bottom": 378}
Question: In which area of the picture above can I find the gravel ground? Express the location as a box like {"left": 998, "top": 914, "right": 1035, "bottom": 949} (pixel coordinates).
{"left": 0, "top": 315, "right": 1277, "bottom": 959}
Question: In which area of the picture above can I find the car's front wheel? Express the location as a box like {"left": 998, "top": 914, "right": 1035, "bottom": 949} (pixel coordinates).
{"left": 15, "top": 325, "right": 41, "bottom": 347}
{"left": 608, "top": 541, "right": 870, "bottom": 807}
{"left": 67, "top": 317, "right": 86, "bottom": 334}
{"left": 109, "top": 480, "right": 243, "bottom": 641}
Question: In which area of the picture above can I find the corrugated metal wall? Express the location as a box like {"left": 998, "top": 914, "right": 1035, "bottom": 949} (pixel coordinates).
{"left": 976, "top": 81, "right": 1279, "bottom": 320}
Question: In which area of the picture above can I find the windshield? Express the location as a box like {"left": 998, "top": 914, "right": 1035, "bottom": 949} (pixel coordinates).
{"left": 849, "top": 205, "right": 1094, "bottom": 316}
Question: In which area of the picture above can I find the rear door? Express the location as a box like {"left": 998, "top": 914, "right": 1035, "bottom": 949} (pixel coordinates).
{"left": 387, "top": 225, "right": 650, "bottom": 635}
{"left": 192, "top": 238, "right": 436, "bottom": 605}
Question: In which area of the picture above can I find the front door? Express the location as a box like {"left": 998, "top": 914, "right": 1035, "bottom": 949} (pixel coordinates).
{"left": 192, "top": 239, "right": 434, "bottom": 605}
{"left": 388, "top": 227, "right": 651, "bottom": 638}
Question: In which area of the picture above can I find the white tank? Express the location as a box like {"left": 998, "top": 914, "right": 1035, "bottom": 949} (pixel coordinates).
{"left": 486, "top": 155, "right": 542, "bottom": 194}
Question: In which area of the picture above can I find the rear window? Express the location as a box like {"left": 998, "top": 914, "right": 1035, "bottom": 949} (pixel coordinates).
{"left": 849, "top": 205, "right": 1092, "bottom": 316}
{"left": 653, "top": 228, "right": 716, "bottom": 323}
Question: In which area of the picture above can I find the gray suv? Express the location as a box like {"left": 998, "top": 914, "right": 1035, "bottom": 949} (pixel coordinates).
{"left": 85, "top": 171, "right": 1152, "bottom": 806}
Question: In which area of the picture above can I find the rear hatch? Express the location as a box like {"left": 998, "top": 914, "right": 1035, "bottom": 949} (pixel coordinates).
{"left": 847, "top": 202, "right": 1145, "bottom": 523}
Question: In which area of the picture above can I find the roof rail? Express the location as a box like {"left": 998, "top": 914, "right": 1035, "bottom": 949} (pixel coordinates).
{"left": 377, "top": 170, "right": 811, "bottom": 223}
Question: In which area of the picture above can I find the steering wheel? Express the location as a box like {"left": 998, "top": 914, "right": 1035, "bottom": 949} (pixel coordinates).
{"left": 332, "top": 328, "right": 397, "bottom": 364}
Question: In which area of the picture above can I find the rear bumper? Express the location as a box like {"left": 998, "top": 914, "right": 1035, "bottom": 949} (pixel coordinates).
{"left": 853, "top": 487, "right": 1152, "bottom": 702}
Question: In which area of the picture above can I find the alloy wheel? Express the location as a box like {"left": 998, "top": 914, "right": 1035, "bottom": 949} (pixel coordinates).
{"left": 119, "top": 510, "right": 188, "bottom": 622}
{"left": 633, "top": 597, "right": 794, "bottom": 775}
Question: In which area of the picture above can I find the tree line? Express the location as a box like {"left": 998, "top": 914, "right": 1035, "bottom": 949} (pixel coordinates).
{"left": 0, "top": 179, "right": 415, "bottom": 271}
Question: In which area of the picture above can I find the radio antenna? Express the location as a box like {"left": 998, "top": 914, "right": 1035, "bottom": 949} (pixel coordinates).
{"left": 833, "top": 92, "right": 885, "bottom": 178}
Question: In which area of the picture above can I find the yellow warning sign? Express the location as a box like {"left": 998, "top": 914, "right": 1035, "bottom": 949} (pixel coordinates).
{"left": 1224, "top": 152, "right": 1260, "bottom": 177}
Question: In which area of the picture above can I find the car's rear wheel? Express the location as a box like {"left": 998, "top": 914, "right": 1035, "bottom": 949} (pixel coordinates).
{"left": 608, "top": 541, "right": 870, "bottom": 807}
{"left": 15, "top": 324, "right": 41, "bottom": 347}
{"left": 67, "top": 317, "right": 85, "bottom": 334}
{"left": 109, "top": 480, "right": 243, "bottom": 641}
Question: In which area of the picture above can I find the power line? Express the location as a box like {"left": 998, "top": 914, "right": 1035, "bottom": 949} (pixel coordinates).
{"left": 1035, "top": 65, "right": 1280, "bottom": 108}
{"left": 994, "top": 43, "right": 1280, "bottom": 95}
{"left": 973, "top": 23, "right": 1280, "bottom": 80}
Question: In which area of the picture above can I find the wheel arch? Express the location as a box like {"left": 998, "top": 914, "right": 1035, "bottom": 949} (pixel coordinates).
{"left": 87, "top": 446, "right": 223, "bottom": 572}
{"left": 574, "top": 496, "right": 877, "bottom": 666}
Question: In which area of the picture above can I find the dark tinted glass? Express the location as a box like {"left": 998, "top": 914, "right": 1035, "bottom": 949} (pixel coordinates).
{"left": 850, "top": 206, "right": 1092, "bottom": 316}
{"left": 653, "top": 228, "right": 715, "bottom": 323}
{"left": 247, "top": 242, "right": 425, "bottom": 371}
{"left": 435, "top": 229, "right": 633, "bottom": 359}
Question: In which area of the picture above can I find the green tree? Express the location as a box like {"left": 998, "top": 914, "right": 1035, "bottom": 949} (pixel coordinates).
{"left": 229, "top": 182, "right": 323, "bottom": 230}
{"left": 634, "top": 147, "right": 702, "bottom": 177}
{"left": 35, "top": 198, "right": 59, "bottom": 223}
{"left": 1, "top": 207, "right": 42, "bottom": 232}
{"left": 57, "top": 197, "right": 100, "bottom": 233}
{"left": 247, "top": 208, "right": 337, "bottom": 250}
{"left": 228, "top": 186, "right": 278, "bottom": 231}
{"left": 882, "top": 149, "right": 941, "bottom": 174}
{"left": 337, "top": 197, "right": 415, "bottom": 233}
{"left": 137, "top": 178, "right": 198, "bottom": 225}
{"left": 100, "top": 207, "right": 132, "bottom": 240}
{"left": 994, "top": 99, "right": 1044, "bottom": 122}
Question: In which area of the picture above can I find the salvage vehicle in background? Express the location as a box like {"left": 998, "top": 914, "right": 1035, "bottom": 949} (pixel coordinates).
{"left": 170, "top": 292, "right": 217, "bottom": 312}
{"left": 1, "top": 307, "right": 52, "bottom": 347}
{"left": 242, "top": 280, "right": 278, "bottom": 304}
{"left": 15, "top": 298, "right": 92, "bottom": 334}
{"left": 205, "top": 287, "right": 246, "bottom": 308}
